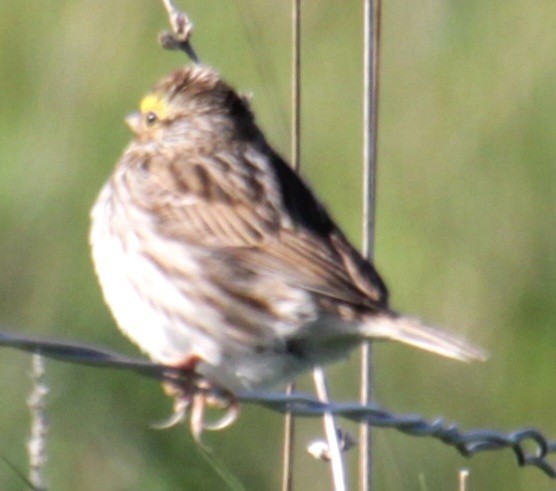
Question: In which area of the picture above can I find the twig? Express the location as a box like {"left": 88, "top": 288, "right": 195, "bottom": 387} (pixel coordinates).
{"left": 27, "top": 355, "right": 48, "bottom": 491}
{"left": 158, "top": 0, "right": 200, "bottom": 62}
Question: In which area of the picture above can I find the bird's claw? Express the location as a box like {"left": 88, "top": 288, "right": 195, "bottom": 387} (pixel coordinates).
{"left": 153, "top": 379, "right": 239, "bottom": 442}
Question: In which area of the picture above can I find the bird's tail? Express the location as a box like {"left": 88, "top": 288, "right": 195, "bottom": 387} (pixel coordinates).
{"left": 361, "top": 313, "right": 487, "bottom": 362}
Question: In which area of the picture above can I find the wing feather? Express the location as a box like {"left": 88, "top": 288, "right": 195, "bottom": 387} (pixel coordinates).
{"left": 132, "top": 148, "right": 387, "bottom": 312}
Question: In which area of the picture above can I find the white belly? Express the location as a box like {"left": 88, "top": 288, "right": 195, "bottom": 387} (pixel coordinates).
{"left": 89, "top": 182, "right": 328, "bottom": 392}
{"left": 89, "top": 184, "right": 222, "bottom": 367}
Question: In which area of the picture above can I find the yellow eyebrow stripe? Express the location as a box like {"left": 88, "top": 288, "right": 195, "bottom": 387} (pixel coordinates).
{"left": 140, "top": 93, "right": 168, "bottom": 119}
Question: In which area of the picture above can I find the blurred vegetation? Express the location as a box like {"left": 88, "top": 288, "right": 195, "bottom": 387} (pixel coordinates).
{"left": 0, "top": 0, "right": 555, "bottom": 489}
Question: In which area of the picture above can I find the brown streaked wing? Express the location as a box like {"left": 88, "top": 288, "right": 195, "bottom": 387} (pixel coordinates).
{"left": 137, "top": 150, "right": 279, "bottom": 247}
{"left": 231, "top": 229, "right": 385, "bottom": 309}
{"left": 139, "top": 150, "right": 386, "bottom": 310}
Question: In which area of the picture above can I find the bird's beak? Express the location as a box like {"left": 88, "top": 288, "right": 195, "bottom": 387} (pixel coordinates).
{"left": 125, "top": 111, "right": 142, "bottom": 135}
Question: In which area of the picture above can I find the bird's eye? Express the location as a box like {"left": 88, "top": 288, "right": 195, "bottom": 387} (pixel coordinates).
{"left": 145, "top": 111, "right": 158, "bottom": 125}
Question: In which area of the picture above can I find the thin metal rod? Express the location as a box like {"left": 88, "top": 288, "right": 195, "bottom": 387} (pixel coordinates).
{"left": 282, "top": 2, "right": 301, "bottom": 490}
{"left": 291, "top": 0, "right": 301, "bottom": 171}
{"left": 459, "top": 469, "right": 470, "bottom": 491}
{"left": 359, "top": 0, "right": 381, "bottom": 490}
{"left": 313, "top": 367, "right": 348, "bottom": 491}
{"left": 281, "top": 383, "right": 295, "bottom": 491}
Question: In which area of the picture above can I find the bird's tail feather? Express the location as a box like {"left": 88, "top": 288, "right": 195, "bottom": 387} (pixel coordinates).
{"left": 362, "top": 314, "right": 487, "bottom": 362}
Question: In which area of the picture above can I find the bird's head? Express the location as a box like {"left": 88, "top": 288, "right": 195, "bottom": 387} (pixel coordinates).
{"left": 125, "top": 65, "right": 257, "bottom": 144}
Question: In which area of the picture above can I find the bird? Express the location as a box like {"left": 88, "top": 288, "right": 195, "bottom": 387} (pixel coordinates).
{"left": 89, "top": 64, "right": 486, "bottom": 433}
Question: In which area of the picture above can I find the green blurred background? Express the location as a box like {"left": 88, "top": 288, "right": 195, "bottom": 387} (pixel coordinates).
{"left": 0, "top": 0, "right": 555, "bottom": 489}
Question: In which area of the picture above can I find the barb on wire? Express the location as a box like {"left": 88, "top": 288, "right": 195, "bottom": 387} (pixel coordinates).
{"left": 0, "top": 329, "right": 555, "bottom": 479}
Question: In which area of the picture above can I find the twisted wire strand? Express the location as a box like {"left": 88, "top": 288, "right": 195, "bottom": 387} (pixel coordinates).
{"left": 241, "top": 392, "right": 556, "bottom": 477}
{"left": 0, "top": 329, "right": 554, "bottom": 478}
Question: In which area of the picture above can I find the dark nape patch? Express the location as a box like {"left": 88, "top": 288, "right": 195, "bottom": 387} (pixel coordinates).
{"left": 269, "top": 150, "right": 335, "bottom": 237}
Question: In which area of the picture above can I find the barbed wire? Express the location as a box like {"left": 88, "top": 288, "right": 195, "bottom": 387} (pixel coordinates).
{"left": 0, "top": 329, "right": 554, "bottom": 478}
{"left": 239, "top": 392, "right": 556, "bottom": 478}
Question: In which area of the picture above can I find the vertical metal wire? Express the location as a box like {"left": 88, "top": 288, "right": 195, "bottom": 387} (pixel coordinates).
{"left": 281, "top": 2, "right": 301, "bottom": 490}
{"left": 359, "top": 0, "right": 381, "bottom": 490}
{"left": 313, "top": 367, "right": 348, "bottom": 490}
{"left": 281, "top": 383, "right": 295, "bottom": 491}
{"left": 291, "top": 0, "right": 301, "bottom": 173}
